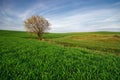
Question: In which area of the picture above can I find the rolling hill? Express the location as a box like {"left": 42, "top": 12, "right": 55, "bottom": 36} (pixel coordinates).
{"left": 0, "top": 30, "right": 120, "bottom": 80}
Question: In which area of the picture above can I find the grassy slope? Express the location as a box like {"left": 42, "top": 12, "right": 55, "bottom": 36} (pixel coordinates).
{"left": 0, "top": 30, "right": 120, "bottom": 80}
{"left": 46, "top": 32, "right": 120, "bottom": 55}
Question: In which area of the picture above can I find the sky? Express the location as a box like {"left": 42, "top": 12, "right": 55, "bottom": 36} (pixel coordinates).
{"left": 0, "top": 0, "right": 120, "bottom": 32}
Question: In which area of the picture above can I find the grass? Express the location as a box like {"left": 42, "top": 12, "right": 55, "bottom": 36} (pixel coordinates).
{"left": 0, "top": 30, "right": 120, "bottom": 80}
{"left": 43, "top": 32, "right": 120, "bottom": 55}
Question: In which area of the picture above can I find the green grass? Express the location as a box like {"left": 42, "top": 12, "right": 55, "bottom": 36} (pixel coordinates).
{"left": 0, "top": 30, "right": 120, "bottom": 80}
{"left": 43, "top": 31, "right": 120, "bottom": 55}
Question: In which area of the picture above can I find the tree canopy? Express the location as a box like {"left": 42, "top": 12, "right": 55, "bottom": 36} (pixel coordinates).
{"left": 24, "top": 16, "right": 50, "bottom": 40}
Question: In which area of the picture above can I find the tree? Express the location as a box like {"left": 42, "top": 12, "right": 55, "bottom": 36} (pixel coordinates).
{"left": 24, "top": 15, "right": 50, "bottom": 40}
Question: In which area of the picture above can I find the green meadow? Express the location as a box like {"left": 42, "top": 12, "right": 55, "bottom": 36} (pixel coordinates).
{"left": 0, "top": 30, "right": 120, "bottom": 80}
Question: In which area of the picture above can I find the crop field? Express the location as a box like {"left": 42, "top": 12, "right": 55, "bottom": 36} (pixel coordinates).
{"left": 0, "top": 30, "right": 120, "bottom": 80}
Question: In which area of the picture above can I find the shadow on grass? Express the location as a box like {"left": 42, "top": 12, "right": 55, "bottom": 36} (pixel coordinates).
{"left": 22, "top": 36, "right": 38, "bottom": 40}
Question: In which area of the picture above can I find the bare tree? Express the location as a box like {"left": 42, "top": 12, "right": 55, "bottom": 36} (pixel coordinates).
{"left": 24, "top": 15, "right": 50, "bottom": 40}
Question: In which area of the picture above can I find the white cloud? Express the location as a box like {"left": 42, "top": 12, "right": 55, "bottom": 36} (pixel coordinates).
{"left": 0, "top": 2, "right": 47, "bottom": 31}
{"left": 49, "top": 8, "right": 120, "bottom": 32}
{"left": 19, "top": 3, "right": 46, "bottom": 20}
{"left": 0, "top": 0, "right": 120, "bottom": 32}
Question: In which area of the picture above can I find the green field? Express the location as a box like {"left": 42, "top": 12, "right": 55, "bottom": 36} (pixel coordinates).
{"left": 0, "top": 30, "right": 120, "bottom": 80}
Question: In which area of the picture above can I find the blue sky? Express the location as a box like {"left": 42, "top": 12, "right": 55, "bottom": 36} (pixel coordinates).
{"left": 0, "top": 0, "right": 120, "bottom": 32}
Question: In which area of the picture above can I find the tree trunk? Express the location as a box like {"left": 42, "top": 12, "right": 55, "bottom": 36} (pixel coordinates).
{"left": 37, "top": 33, "right": 42, "bottom": 40}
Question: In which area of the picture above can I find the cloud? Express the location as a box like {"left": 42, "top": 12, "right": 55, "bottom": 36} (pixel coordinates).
{"left": 98, "top": 28, "right": 120, "bottom": 32}
{"left": 0, "top": 1, "right": 47, "bottom": 31}
{"left": 49, "top": 8, "right": 120, "bottom": 32}
{"left": 19, "top": 3, "right": 46, "bottom": 20}
{"left": 0, "top": 0, "right": 120, "bottom": 32}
